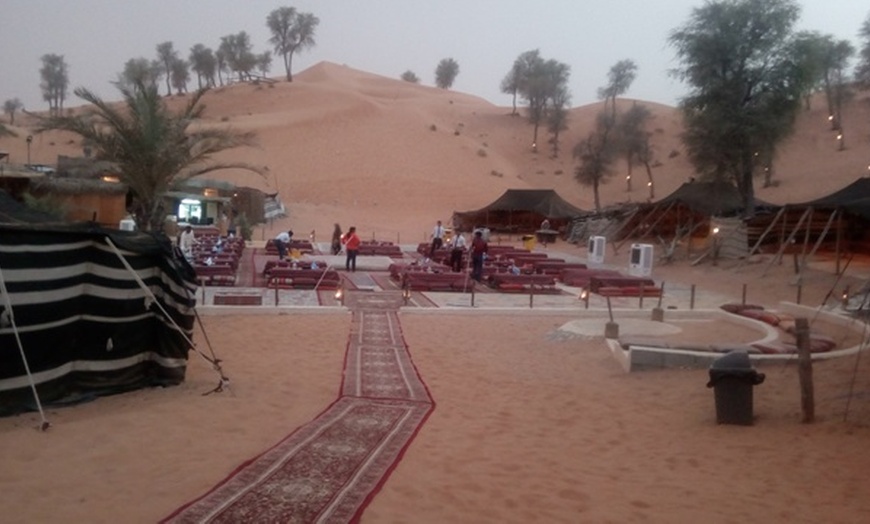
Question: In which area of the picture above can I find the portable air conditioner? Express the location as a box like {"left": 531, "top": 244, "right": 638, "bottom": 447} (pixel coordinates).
{"left": 628, "top": 243, "right": 654, "bottom": 277}
{"left": 119, "top": 218, "right": 136, "bottom": 231}
{"left": 587, "top": 236, "right": 606, "bottom": 266}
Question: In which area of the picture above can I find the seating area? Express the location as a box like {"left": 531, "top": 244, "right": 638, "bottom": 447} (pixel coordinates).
{"left": 264, "top": 239, "right": 315, "bottom": 256}
{"left": 190, "top": 231, "right": 246, "bottom": 287}
{"left": 588, "top": 276, "right": 661, "bottom": 298}
{"left": 266, "top": 267, "right": 341, "bottom": 289}
{"left": 487, "top": 273, "right": 559, "bottom": 293}
{"left": 359, "top": 241, "right": 403, "bottom": 258}
{"left": 721, "top": 304, "right": 837, "bottom": 354}
{"left": 389, "top": 262, "right": 468, "bottom": 291}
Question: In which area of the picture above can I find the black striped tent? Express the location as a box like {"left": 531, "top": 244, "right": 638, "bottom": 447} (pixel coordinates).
{"left": 0, "top": 222, "right": 198, "bottom": 416}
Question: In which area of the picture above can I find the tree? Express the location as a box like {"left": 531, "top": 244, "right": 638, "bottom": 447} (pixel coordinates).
{"left": 170, "top": 58, "right": 190, "bottom": 95}
{"left": 669, "top": 0, "right": 808, "bottom": 217}
{"left": 597, "top": 59, "right": 637, "bottom": 121}
{"left": 820, "top": 38, "right": 854, "bottom": 137}
{"left": 434, "top": 58, "right": 459, "bottom": 89}
{"left": 500, "top": 59, "right": 524, "bottom": 115}
{"left": 3, "top": 98, "right": 23, "bottom": 125}
{"left": 219, "top": 32, "right": 257, "bottom": 82}
{"left": 400, "top": 70, "right": 420, "bottom": 83}
{"left": 118, "top": 57, "right": 161, "bottom": 92}
{"left": 511, "top": 50, "right": 570, "bottom": 151}
{"left": 546, "top": 85, "right": 570, "bottom": 158}
{"left": 189, "top": 44, "right": 217, "bottom": 89}
{"left": 267, "top": 7, "right": 319, "bottom": 82}
{"left": 256, "top": 52, "right": 272, "bottom": 77}
{"left": 39, "top": 54, "right": 69, "bottom": 116}
{"left": 617, "top": 103, "right": 655, "bottom": 196}
{"left": 856, "top": 12, "right": 870, "bottom": 87}
{"left": 574, "top": 112, "right": 618, "bottom": 212}
{"left": 156, "top": 42, "right": 178, "bottom": 96}
{"left": 33, "top": 82, "right": 262, "bottom": 231}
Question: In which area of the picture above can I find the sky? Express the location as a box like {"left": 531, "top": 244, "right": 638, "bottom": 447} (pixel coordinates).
{"left": 1, "top": 0, "right": 867, "bottom": 112}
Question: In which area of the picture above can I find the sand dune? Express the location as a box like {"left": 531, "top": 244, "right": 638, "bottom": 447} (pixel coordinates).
{"left": 2, "top": 62, "right": 870, "bottom": 523}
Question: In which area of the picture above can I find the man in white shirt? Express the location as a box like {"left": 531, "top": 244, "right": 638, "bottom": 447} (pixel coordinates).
{"left": 274, "top": 230, "right": 293, "bottom": 260}
{"left": 450, "top": 231, "right": 467, "bottom": 272}
{"left": 429, "top": 220, "right": 445, "bottom": 259}
{"left": 178, "top": 226, "right": 197, "bottom": 261}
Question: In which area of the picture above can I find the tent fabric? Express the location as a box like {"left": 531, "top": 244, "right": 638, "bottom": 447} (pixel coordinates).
{"left": 654, "top": 181, "right": 777, "bottom": 216}
{"left": 0, "top": 222, "right": 197, "bottom": 416}
{"left": 792, "top": 178, "right": 870, "bottom": 220}
{"left": 452, "top": 189, "right": 584, "bottom": 232}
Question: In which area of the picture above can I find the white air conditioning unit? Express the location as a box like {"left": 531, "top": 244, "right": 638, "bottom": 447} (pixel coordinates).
{"left": 629, "top": 243, "right": 654, "bottom": 277}
{"left": 119, "top": 218, "right": 136, "bottom": 231}
{"left": 588, "top": 236, "right": 606, "bottom": 266}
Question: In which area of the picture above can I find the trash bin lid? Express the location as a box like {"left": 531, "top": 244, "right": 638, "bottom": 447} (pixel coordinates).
{"left": 711, "top": 350, "right": 752, "bottom": 370}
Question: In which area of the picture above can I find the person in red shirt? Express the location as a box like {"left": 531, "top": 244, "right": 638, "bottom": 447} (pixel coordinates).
{"left": 470, "top": 230, "right": 488, "bottom": 282}
{"left": 341, "top": 226, "right": 361, "bottom": 271}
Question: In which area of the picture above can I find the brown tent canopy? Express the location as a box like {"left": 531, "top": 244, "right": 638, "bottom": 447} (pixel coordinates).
{"left": 452, "top": 189, "right": 584, "bottom": 233}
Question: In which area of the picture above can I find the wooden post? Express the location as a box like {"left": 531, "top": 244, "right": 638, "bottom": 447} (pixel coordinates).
{"left": 690, "top": 284, "right": 696, "bottom": 310}
{"left": 471, "top": 283, "right": 476, "bottom": 307}
{"left": 742, "top": 283, "right": 747, "bottom": 305}
{"left": 796, "top": 280, "right": 802, "bottom": 305}
{"left": 639, "top": 282, "right": 645, "bottom": 309}
{"left": 795, "top": 317, "right": 815, "bottom": 423}
{"left": 274, "top": 284, "right": 279, "bottom": 306}
{"left": 529, "top": 287, "right": 534, "bottom": 309}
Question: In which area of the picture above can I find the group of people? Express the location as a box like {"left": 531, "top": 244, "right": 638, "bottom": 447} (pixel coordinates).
{"left": 429, "top": 220, "right": 488, "bottom": 282}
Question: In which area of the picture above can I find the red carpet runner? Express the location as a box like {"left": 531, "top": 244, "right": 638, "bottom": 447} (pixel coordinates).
{"left": 163, "top": 291, "right": 434, "bottom": 523}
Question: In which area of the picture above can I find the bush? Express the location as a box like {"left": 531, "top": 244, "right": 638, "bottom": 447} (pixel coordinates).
{"left": 477, "top": 148, "right": 487, "bottom": 157}
{"left": 235, "top": 212, "right": 253, "bottom": 241}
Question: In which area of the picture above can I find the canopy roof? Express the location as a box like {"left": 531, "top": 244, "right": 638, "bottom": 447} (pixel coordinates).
{"left": 654, "top": 181, "right": 776, "bottom": 216}
{"left": 792, "top": 178, "right": 870, "bottom": 219}
{"left": 452, "top": 189, "right": 585, "bottom": 232}
{"left": 459, "top": 189, "right": 584, "bottom": 218}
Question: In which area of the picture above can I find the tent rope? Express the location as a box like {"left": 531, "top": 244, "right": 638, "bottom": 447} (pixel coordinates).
{"left": 104, "top": 237, "right": 230, "bottom": 395}
{"left": 0, "top": 262, "right": 51, "bottom": 431}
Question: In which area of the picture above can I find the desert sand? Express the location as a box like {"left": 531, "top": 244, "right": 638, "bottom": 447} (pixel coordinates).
{"left": 2, "top": 62, "right": 870, "bottom": 523}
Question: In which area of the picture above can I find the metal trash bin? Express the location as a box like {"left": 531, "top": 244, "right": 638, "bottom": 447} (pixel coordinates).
{"left": 706, "top": 350, "right": 765, "bottom": 425}
{"left": 522, "top": 234, "right": 536, "bottom": 251}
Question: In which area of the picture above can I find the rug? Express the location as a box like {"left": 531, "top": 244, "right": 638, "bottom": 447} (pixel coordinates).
{"left": 163, "top": 291, "right": 434, "bottom": 524}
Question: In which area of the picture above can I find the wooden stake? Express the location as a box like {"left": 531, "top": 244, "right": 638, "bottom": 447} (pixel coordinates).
{"left": 795, "top": 317, "right": 815, "bottom": 423}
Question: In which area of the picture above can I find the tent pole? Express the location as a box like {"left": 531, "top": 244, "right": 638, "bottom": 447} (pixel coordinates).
{"left": 796, "top": 209, "right": 838, "bottom": 282}
{"left": 835, "top": 210, "right": 843, "bottom": 275}
{"left": 762, "top": 207, "right": 812, "bottom": 276}
{"left": 0, "top": 263, "right": 50, "bottom": 430}
{"left": 737, "top": 206, "right": 786, "bottom": 271}
{"left": 105, "top": 237, "right": 229, "bottom": 388}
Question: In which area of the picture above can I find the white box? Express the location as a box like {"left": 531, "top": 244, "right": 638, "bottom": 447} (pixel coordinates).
{"left": 588, "top": 236, "right": 606, "bottom": 266}
{"left": 629, "top": 243, "right": 653, "bottom": 277}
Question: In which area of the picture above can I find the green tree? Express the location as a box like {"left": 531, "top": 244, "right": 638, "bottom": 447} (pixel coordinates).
{"left": 156, "top": 42, "right": 178, "bottom": 96}
{"left": 170, "top": 58, "right": 190, "bottom": 95}
{"left": 856, "top": 12, "right": 870, "bottom": 86}
{"left": 574, "top": 112, "right": 618, "bottom": 212}
{"left": 669, "top": 0, "right": 808, "bottom": 217}
{"left": 267, "top": 7, "right": 319, "bottom": 82}
{"left": 219, "top": 32, "right": 257, "bottom": 82}
{"left": 39, "top": 54, "right": 69, "bottom": 116}
{"left": 118, "top": 57, "right": 161, "bottom": 92}
{"left": 3, "top": 98, "right": 23, "bottom": 125}
{"left": 189, "top": 44, "right": 217, "bottom": 89}
{"left": 500, "top": 58, "right": 524, "bottom": 115}
{"left": 33, "top": 82, "right": 262, "bottom": 231}
{"left": 400, "top": 70, "right": 420, "bottom": 83}
{"left": 256, "top": 51, "right": 272, "bottom": 78}
{"left": 616, "top": 103, "right": 655, "bottom": 195}
{"left": 434, "top": 58, "right": 460, "bottom": 89}
{"left": 597, "top": 59, "right": 637, "bottom": 121}
{"left": 512, "top": 50, "right": 570, "bottom": 151}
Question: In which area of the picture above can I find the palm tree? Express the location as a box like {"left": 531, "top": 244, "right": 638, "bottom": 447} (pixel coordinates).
{"left": 34, "top": 81, "right": 263, "bottom": 231}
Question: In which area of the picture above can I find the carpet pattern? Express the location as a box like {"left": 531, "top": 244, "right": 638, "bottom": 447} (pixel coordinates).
{"left": 163, "top": 291, "right": 433, "bottom": 524}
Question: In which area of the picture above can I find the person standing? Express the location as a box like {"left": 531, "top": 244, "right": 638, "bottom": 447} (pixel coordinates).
{"left": 429, "top": 220, "right": 445, "bottom": 259}
{"left": 178, "top": 225, "right": 198, "bottom": 261}
{"left": 331, "top": 223, "right": 343, "bottom": 255}
{"left": 470, "top": 230, "right": 488, "bottom": 282}
{"left": 450, "top": 231, "right": 467, "bottom": 272}
{"left": 342, "top": 226, "right": 361, "bottom": 271}
{"left": 274, "top": 230, "right": 293, "bottom": 260}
